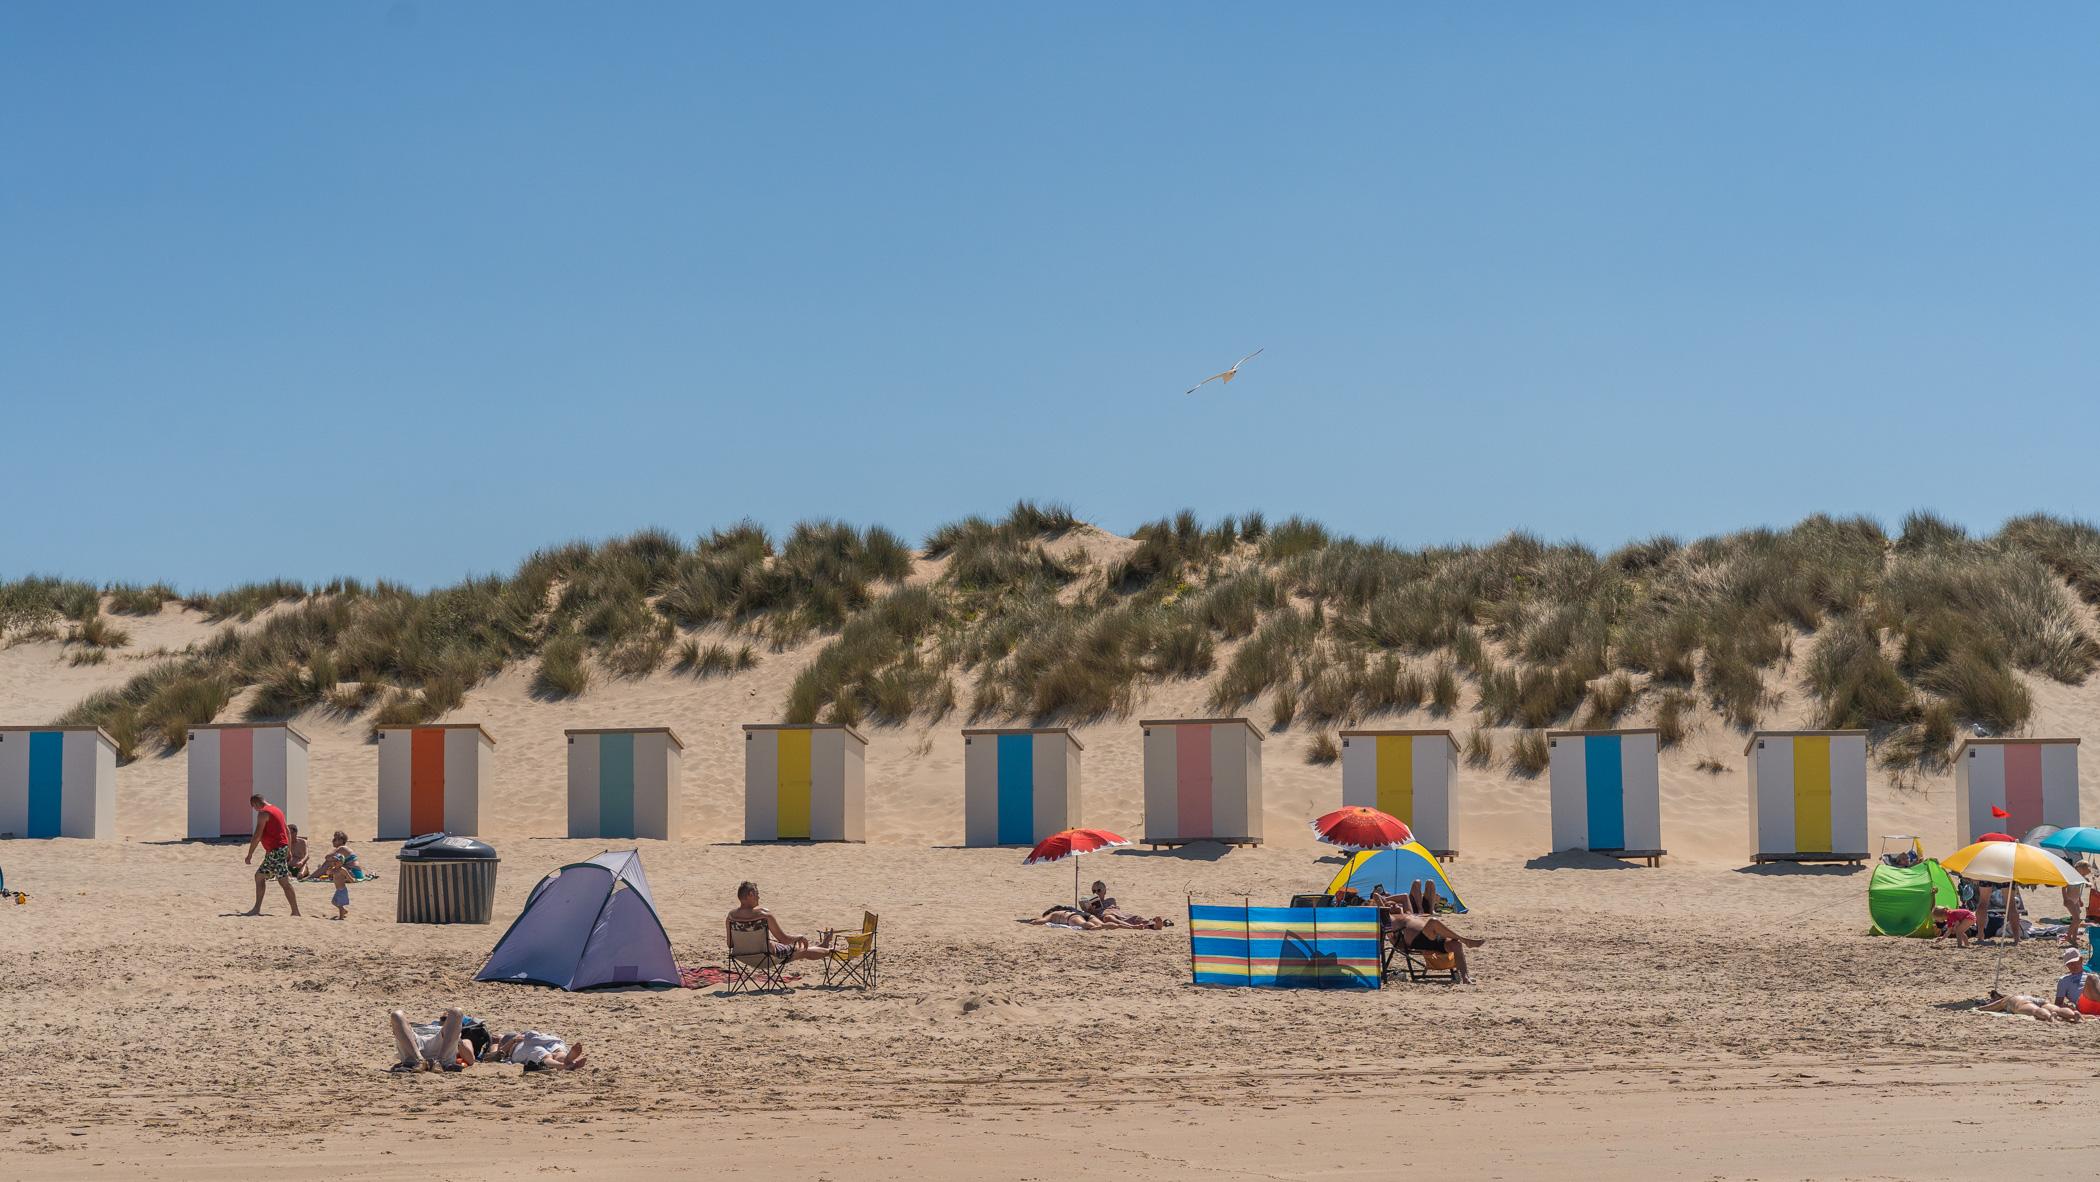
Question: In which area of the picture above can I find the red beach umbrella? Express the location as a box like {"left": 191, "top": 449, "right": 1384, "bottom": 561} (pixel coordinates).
{"left": 1978, "top": 832, "right": 2017, "bottom": 843}
{"left": 1025, "top": 828, "right": 1132, "bottom": 908}
{"left": 1310, "top": 806, "right": 1414, "bottom": 851}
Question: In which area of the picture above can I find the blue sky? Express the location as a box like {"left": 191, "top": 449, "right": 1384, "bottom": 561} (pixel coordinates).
{"left": 4, "top": 4, "right": 2095, "bottom": 590}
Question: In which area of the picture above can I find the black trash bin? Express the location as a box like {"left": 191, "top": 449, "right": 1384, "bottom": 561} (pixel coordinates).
{"left": 395, "top": 833, "right": 499, "bottom": 924}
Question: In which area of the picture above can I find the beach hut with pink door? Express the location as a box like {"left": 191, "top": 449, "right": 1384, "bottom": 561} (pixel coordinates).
{"left": 186, "top": 724, "right": 311, "bottom": 839}
{"left": 1140, "top": 718, "right": 1264, "bottom": 848}
{"left": 1954, "top": 737, "right": 2079, "bottom": 845}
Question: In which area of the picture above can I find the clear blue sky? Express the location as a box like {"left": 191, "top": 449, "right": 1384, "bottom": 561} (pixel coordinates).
{"left": 4, "top": 4, "right": 2095, "bottom": 590}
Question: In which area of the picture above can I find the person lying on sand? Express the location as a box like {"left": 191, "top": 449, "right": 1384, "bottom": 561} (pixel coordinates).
{"left": 389, "top": 1008, "right": 472, "bottom": 1071}
{"left": 1976, "top": 991, "right": 2081, "bottom": 1023}
{"left": 1021, "top": 905, "right": 1106, "bottom": 929}
{"left": 1932, "top": 906, "right": 1979, "bottom": 947}
{"left": 487, "top": 1030, "right": 587, "bottom": 1071}
{"left": 727, "top": 881, "right": 833, "bottom": 961}
{"left": 1080, "top": 881, "right": 1174, "bottom": 929}
{"left": 1389, "top": 913, "right": 1486, "bottom": 984}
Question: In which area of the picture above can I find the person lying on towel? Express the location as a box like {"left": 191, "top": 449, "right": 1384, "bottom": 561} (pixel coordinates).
{"left": 1080, "top": 881, "right": 1174, "bottom": 929}
{"left": 1020, "top": 905, "right": 1107, "bottom": 929}
{"left": 487, "top": 1030, "right": 587, "bottom": 1071}
{"left": 1366, "top": 882, "right": 1443, "bottom": 916}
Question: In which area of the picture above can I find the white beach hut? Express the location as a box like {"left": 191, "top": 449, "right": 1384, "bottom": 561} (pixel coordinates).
{"left": 1340, "top": 729, "right": 1459, "bottom": 857}
{"left": 962, "top": 727, "right": 1082, "bottom": 847}
{"left": 186, "top": 723, "right": 311, "bottom": 840}
{"left": 1140, "top": 718, "right": 1264, "bottom": 848}
{"left": 1744, "top": 730, "right": 1869, "bottom": 864}
{"left": 376, "top": 723, "right": 495, "bottom": 840}
{"left": 566, "top": 727, "right": 683, "bottom": 841}
{"left": 0, "top": 726, "right": 117, "bottom": 840}
{"left": 743, "top": 723, "right": 866, "bottom": 842}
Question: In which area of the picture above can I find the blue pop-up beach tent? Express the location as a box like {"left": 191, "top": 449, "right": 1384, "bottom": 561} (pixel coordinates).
{"left": 476, "top": 850, "right": 678, "bottom": 990}
{"left": 1325, "top": 842, "right": 1467, "bottom": 914}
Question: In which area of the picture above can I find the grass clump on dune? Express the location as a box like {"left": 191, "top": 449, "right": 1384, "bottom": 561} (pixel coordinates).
{"left": 534, "top": 634, "right": 591, "bottom": 698}
{"left": 1509, "top": 730, "right": 1550, "bottom": 777}
{"left": 105, "top": 583, "right": 177, "bottom": 615}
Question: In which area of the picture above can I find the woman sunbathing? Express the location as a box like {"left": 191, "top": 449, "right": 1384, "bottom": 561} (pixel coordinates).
{"left": 1388, "top": 912, "right": 1486, "bottom": 984}
{"left": 1976, "top": 990, "right": 2081, "bottom": 1023}
{"left": 1080, "top": 882, "right": 1174, "bottom": 929}
{"left": 1020, "top": 906, "right": 1106, "bottom": 929}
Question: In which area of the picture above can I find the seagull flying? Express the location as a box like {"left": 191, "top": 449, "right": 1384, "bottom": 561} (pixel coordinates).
{"left": 1185, "top": 348, "right": 1263, "bottom": 395}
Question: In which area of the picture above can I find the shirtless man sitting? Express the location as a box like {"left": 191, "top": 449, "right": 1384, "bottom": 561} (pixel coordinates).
{"left": 727, "top": 882, "right": 833, "bottom": 962}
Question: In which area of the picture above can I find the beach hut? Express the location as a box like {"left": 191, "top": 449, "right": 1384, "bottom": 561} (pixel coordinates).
{"left": 1954, "top": 737, "right": 2080, "bottom": 846}
{"left": 1745, "top": 730, "right": 1869, "bottom": 865}
{"left": 1140, "top": 718, "right": 1264, "bottom": 848}
{"left": 962, "top": 727, "right": 1082, "bottom": 847}
{"left": 743, "top": 723, "right": 865, "bottom": 842}
{"left": 566, "top": 728, "right": 683, "bottom": 841}
{"left": 1339, "top": 729, "right": 1458, "bottom": 858}
{"left": 0, "top": 726, "right": 117, "bottom": 840}
{"left": 185, "top": 724, "right": 311, "bottom": 840}
{"left": 1547, "top": 728, "right": 1665, "bottom": 865}
{"left": 376, "top": 724, "right": 494, "bottom": 840}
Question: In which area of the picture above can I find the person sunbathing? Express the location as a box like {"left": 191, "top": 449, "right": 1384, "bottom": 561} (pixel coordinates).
{"left": 1080, "top": 881, "right": 1174, "bottom": 929}
{"left": 389, "top": 1007, "right": 472, "bottom": 1071}
{"left": 1977, "top": 990, "right": 2081, "bottom": 1022}
{"left": 1367, "top": 883, "right": 1443, "bottom": 916}
{"left": 1389, "top": 912, "right": 1486, "bottom": 984}
{"left": 1021, "top": 905, "right": 1106, "bottom": 929}
{"left": 488, "top": 1030, "right": 587, "bottom": 1071}
{"left": 727, "top": 881, "right": 833, "bottom": 961}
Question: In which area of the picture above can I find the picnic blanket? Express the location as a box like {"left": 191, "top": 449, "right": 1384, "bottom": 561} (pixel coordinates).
{"left": 678, "top": 965, "right": 805, "bottom": 989}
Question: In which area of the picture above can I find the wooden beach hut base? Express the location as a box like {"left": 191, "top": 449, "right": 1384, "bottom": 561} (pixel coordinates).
{"left": 1589, "top": 848, "right": 1667, "bottom": 868}
{"left": 1143, "top": 836, "right": 1262, "bottom": 851}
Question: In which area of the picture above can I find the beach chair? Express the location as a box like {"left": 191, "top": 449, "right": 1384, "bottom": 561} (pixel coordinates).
{"left": 1289, "top": 893, "right": 1335, "bottom": 908}
{"left": 824, "top": 911, "right": 879, "bottom": 989}
{"left": 1381, "top": 927, "right": 1462, "bottom": 984}
{"left": 725, "top": 919, "right": 789, "bottom": 994}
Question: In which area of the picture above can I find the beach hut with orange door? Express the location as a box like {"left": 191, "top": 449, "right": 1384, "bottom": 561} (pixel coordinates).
{"left": 742, "top": 723, "right": 865, "bottom": 842}
{"left": 1954, "top": 737, "right": 2080, "bottom": 846}
{"left": 377, "top": 724, "right": 494, "bottom": 839}
{"left": 0, "top": 726, "right": 118, "bottom": 840}
{"left": 186, "top": 723, "right": 310, "bottom": 839}
{"left": 1140, "top": 718, "right": 1263, "bottom": 848}
{"left": 1340, "top": 729, "right": 1458, "bottom": 858}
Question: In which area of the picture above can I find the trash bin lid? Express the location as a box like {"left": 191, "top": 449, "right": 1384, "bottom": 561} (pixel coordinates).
{"left": 397, "top": 832, "right": 498, "bottom": 860}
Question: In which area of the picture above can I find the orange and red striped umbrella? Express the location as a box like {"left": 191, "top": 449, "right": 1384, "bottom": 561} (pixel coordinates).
{"left": 1310, "top": 806, "right": 1414, "bottom": 851}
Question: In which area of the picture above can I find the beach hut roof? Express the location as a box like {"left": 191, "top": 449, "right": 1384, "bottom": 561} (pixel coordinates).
{"left": 742, "top": 722, "right": 868, "bottom": 744}
{"left": 1544, "top": 727, "right": 1660, "bottom": 738}
{"left": 187, "top": 721, "right": 313, "bottom": 745}
{"left": 961, "top": 727, "right": 1084, "bottom": 751}
{"left": 0, "top": 725, "right": 119, "bottom": 751}
{"left": 1742, "top": 729, "right": 1868, "bottom": 755}
{"left": 1138, "top": 717, "right": 1264, "bottom": 741}
{"left": 1338, "top": 728, "right": 1456, "bottom": 741}
{"left": 565, "top": 726, "right": 685, "bottom": 750}
{"left": 376, "top": 722, "right": 496, "bottom": 746}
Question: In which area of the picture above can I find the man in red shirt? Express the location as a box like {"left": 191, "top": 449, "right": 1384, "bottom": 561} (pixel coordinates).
{"left": 243, "top": 794, "right": 302, "bottom": 917}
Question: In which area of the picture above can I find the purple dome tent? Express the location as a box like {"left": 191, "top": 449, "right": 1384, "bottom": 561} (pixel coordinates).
{"left": 476, "top": 850, "right": 678, "bottom": 990}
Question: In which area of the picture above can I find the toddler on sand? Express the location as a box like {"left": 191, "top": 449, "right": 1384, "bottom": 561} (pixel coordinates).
{"left": 328, "top": 857, "right": 352, "bottom": 920}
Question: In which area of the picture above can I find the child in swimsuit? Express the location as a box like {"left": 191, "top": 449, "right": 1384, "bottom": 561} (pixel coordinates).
{"left": 328, "top": 857, "right": 352, "bottom": 920}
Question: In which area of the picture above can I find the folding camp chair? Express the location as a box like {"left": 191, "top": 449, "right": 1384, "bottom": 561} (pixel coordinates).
{"left": 726, "top": 918, "right": 789, "bottom": 994}
{"left": 1289, "top": 894, "right": 1335, "bottom": 909}
{"left": 1381, "top": 927, "right": 1462, "bottom": 984}
{"left": 823, "top": 911, "right": 879, "bottom": 989}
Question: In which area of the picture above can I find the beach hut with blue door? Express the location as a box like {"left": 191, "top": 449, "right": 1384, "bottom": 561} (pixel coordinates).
{"left": 1547, "top": 728, "right": 1665, "bottom": 865}
{"left": 0, "top": 726, "right": 118, "bottom": 840}
{"left": 567, "top": 728, "right": 683, "bottom": 841}
{"left": 962, "top": 727, "right": 1081, "bottom": 846}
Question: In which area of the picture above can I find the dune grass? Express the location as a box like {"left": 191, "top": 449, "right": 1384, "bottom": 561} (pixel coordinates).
{"left": 1509, "top": 730, "right": 1550, "bottom": 777}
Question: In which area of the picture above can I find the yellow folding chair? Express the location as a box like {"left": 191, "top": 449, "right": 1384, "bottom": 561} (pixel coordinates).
{"left": 824, "top": 911, "right": 878, "bottom": 989}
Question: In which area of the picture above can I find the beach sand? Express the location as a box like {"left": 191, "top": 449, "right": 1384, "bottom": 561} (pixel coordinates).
{"left": 4, "top": 603, "right": 2100, "bottom": 1178}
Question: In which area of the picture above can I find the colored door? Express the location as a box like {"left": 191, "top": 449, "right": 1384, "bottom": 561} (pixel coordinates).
{"left": 1583, "top": 735, "right": 1625, "bottom": 850}
{"left": 776, "top": 730, "right": 812, "bottom": 839}
{"left": 1791, "top": 736, "right": 1832, "bottom": 853}
{"left": 997, "top": 733, "right": 1035, "bottom": 845}
{"left": 27, "top": 730, "right": 63, "bottom": 839}
{"left": 2004, "top": 743, "right": 2044, "bottom": 836}
{"left": 1374, "top": 735, "right": 1414, "bottom": 824}
{"left": 598, "top": 732, "right": 635, "bottom": 839}
{"left": 410, "top": 729, "right": 447, "bottom": 836}
{"left": 1175, "top": 725, "right": 1213, "bottom": 839}
{"left": 219, "top": 727, "right": 254, "bottom": 836}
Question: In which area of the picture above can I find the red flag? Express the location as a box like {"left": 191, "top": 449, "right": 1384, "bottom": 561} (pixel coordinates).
{"left": 1991, "top": 806, "right": 2010, "bottom": 818}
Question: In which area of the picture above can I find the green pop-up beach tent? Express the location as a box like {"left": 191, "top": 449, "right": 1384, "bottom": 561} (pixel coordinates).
{"left": 1867, "top": 859, "right": 1958, "bottom": 937}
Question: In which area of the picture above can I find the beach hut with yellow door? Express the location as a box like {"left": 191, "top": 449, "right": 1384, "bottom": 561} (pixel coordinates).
{"left": 1140, "top": 718, "right": 1263, "bottom": 848}
{"left": 566, "top": 727, "right": 683, "bottom": 841}
{"left": 186, "top": 723, "right": 310, "bottom": 839}
{"left": 376, "top": 724, "right": 494, "bottom": 839}
{"left": 1339, "top": 729, "right": 1458, "bottom": 858}
{"left": 743, "top": 723, "right": 866, "bottom": 842}
{"left": 0, "top": 725, "right": 117, "bottom": 840}
{"left": 1745, "top": 730, "right": 1868, "bottom": 864}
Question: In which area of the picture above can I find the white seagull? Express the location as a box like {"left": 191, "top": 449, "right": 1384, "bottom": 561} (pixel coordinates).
{"left": 1184, "top": 348, "right": 1263, "bottom": 394}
